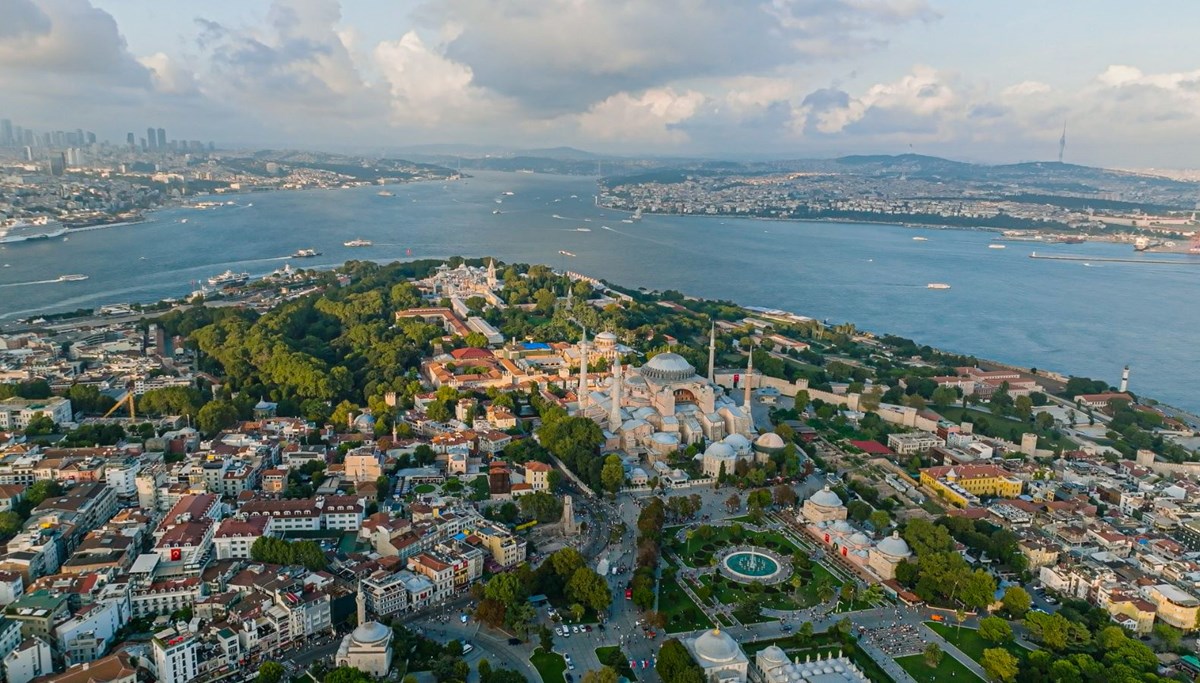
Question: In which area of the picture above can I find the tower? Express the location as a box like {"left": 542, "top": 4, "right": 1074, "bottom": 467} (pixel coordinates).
{"left": 707, "top": 322, "right": 716, "bottom": 384}
{"left": 1058, "top": 122, "right": 1067, "bottom": 164}
{"left": 356, "top": 583, "right": 367, "bottom": 625}
{"left": 147, "top": 127, "right": 157, "bottom": 151}
{"left": 1120, "top": 365, "right": 1130, "bottom": 393}
{"left": 577, "top": 329, "right": 588, "bottom": 412}
{"left": 486, "top": 258, "right": 497, "bottom": 289}
{"left": 562, "top": 494, "right": 577, "bottom": 535}
{"left": 609, "top": 360, "right": 623, "bottom": 432}
{"left": 157, "top": 128, "right": 167, "bottom": 150}
{"left": 743, "top": 344, "right": 754, "bottom": 408}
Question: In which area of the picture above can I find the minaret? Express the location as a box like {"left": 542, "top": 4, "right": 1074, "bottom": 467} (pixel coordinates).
{"left": 707, "top": 322, "right": 716, "bottom": 384}
{"left": 1120, "top": 365, "right": 1130, "bottom": 393}
{"left": 609, "top": 360, "right": 623, "bottom": 432}
{"left": 743, "top": 343, "right": 754, "bottom": 408}
{"left": 356, "top": 583, "right": 367, "bottom": 625}
{"left": 486, "top": 258, "right": 497, "bottom": 288}
{"left": 577, "top": 329, "right": 589, "bottom": 412}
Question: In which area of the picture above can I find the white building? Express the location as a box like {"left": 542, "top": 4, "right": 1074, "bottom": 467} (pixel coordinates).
{"left": 0, "top": 397, "right": 72, "bottom": 430}
{"left": 3, "top": 636, "right": 52, "bottom": 683}
{"left": 336, "top": 591, "right": 393, "bottom": 677}
{"left": 213, "top": 516, "right": 274, "bottom": 560}
{"left": 151, "top": 628, "right": 199, "bottom": 683}
{"left": 684, "top": 628, "right": 748, "bottom": 682}
{"left": 56, "top": 601, "right": 124, "bottom": 665}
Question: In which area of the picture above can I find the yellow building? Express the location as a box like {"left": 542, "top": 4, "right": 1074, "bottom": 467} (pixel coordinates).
{"left": 344, "top": 451, "right": 383, "bottom": 483}
{"left": 920, "top": 465, "right": 1023, "bottom": 507}
{"left": 1146, "top": 584, "right": 1200, "bottom": 631}
{"left": 1107, "top": 595, "right": 1157, "bottom": 635}
{"left": 523, "top": 461, "right": 552, "bottom": 492}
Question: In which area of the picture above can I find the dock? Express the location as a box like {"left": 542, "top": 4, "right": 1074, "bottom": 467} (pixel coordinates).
{"left": 1029, "top": 251, "right": 1200, "bottom": 265}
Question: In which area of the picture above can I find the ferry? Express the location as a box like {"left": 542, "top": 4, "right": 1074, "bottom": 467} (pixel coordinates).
{"left": 344, "top": 239, "right": 373, "bottom": 247}
{"left": 56, "top": 274, "right": 88, "bottom": 282}
{"left": 926, "top": 283, "right": 951, "bottom": 290}
{"left": 207, "top": 270, "right": 250, "bottom": 287}
{"left": 988, "top": 244, "right": 1006, "bottom": 249}
{"left": 0, "top": 217, "right": 68, "bottom": 244}
{"left": 290, "top": 248, "right": 321, "bottom": 258}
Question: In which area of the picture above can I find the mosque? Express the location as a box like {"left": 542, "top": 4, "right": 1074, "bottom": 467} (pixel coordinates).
{"left": 336, "top": 586, "right": 394, "bottom": 676}
{"left": 799, "top": 487, "right": 914, "bottom": 582}
{"left": 575, "top": 325, "right": 755, "bottom": 459}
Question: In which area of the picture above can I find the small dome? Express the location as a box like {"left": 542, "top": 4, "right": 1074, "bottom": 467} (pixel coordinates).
{"left": 693, "top": 628, "right": 740, "bottom": 663}
{"left": 808, "top": 486, "right": 843, "bottom": 509}
{"left": 652, "top": 432, "right": 680, "bottom": 446}
{"left": 352, "top": 621, "right": 391, "bottom": 644}
{"left": 849, "top": 532, "right": 871, "bottom": 547}
{"left": 723, "top": 433, "right": 751, "bottom": 451}
{"left": 755, "top": 432, "right": 786, "bottom": 449}
{"left": 876, "top": 532, "right": 913, "bottom": 558}
{"left": 758, "top": 645, "right": 789, "bottom": 667}
{"left": 642, "top": 353, "right": 696, "bottom": 381}
{"left": 832, "top": 520, "right": 854, "bottom": 534}
{"left": 705, "top": 442, "right": 736, "bottom": 459}
{"left": 595, "top": 331, "right": 618, "bottom": 343}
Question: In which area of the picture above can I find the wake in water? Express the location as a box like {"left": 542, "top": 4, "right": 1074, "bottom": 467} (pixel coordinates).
{"left": 0, "top": 279, "right": 69, "bottom": 287}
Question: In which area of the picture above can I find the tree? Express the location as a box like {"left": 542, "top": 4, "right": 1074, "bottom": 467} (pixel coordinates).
{"left": 465, "top": 332, "right": 489, "bottom": 348}
{"left": 868, "top": 509, "right": 890, "bottom": 533}
{"left": 1014, "top": 395, "right": 1033, "bottom": 421}
{"left": 256, "top": 662, "right": 285, "bottom": 683}
{"left": 1153, "top": 622, "right": 1182, "bottom": 650}
{"left": 197, "top": 400, "right": 239, "bottom": 435}
{"left": 931, "top": 386, "right": 957, "bottom": 409}
{"left": 580, "top": 668, "right": 619, "bottom": 683}
{"left": 538, "top": 625, "right": 553, "bottom": 652}
{"left": 980, "top": 648, "right": 1019, "bottom": 683}
{"left": 323, "top": 667, "right": 372, "bottom": 683}
{"left": 772, "top": 484, "right": 797, "bottom": 507}
{"left": 999, "top": 585, "right": 1031, "bottom": 618}
{"left": 0, "top": 512, "right": 22, "bottom": 539}
{"left": 815, "top": 577, "right": 836, "bottom": 603}
{"left": 923, "top": 642, "right": 943, "bottom": 668}
{"left": 566, "top": 566, "right": 612, "bottom": 612}
{"left": 24, "top": 480, "right": 62, "bottom": 507}
{"left": 839, "top": 581, "right": 858, "bottom": 605}
{"left": 601, "top": 454, "right": 625, "bottom": 495}
{"left": 978, "top": 616, "right": 1013, "bottom": 644}
{"left": 657, "top": 639, "right": 705, "bottom": 683}
{"left": 23, "top": 413, "right": 56, "bottom": 436}
{"left": 724, "top": 493, "right": 740, "bottom": 512}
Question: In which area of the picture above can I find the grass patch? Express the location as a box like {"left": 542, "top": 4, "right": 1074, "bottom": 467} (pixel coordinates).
{"left": 658, "top": 575, "right": 714, "bottom": 633}
{"left": 926, "top": 622, "right": 1029, "bottom": 664}
{"left": 595, "top": 646, "right": 637, "bottom": 681}
{"left": 896, "top": 652, "right": 980, "bottom": 682}
{"left": 668, "top": 525, "right": 805, "bottom": 568}
{"left": 934, "top": 406, "right": 1071, "bottom": 449}
{"left": 530, "top": 648, "right": 566, "bottom": 683}
{"left": 413, "top": 483, "right": 436, "bottom": 494}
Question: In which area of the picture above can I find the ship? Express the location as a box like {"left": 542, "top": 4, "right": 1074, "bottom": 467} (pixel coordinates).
{"left": 492, "top": 209, "right": 502, "bottom": 215}
{"left": 926, "top": 283, "right": 951, "bottom": 290}
{"left": 344, "top": 239, "right": 373, "bottom": 247}
{"left": 0, "top": 217, "right": 68, "bottom": 244}
{"left": 912, "top": 236, "right": 928, "bottom": 241}
{"left": 988, "top": 244, "right": 1006, "bottom": 249}
{"left": 56, "top": 274, "right": 88, "bottom": 282}
{"left": 377, "top": 190, "right": 394, "bottom": 197}
{"left": 290, "top": 248, "right": 321, "bottom": 258}
{"left": 1134, "top": 237, "right": 1153, "bottom": 251}
{"left": 207, "top": 270, "right": 250, "bottom": 287}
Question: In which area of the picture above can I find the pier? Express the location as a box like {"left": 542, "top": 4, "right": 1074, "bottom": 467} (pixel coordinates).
{"left": 1029, "top": 251, "right": 1200, "bottom": 265}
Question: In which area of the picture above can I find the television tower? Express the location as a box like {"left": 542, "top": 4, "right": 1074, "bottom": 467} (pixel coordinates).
{"left": 1058, "top": 122, "right": 1067, "bottom": 163}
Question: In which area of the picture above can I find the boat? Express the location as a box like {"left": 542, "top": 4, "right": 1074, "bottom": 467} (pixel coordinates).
{"left": 988, "top": 244, "right": 1006, "bottom": 249}
{"left": 377, "top": 190, "right": 394, "bottom": 197}
{"left": 576, "top": 228, "right": 591, "bottom": 232}
{"left": 207, "top": 270, "right": 250, "bottom": 287}
{"left": 631, "top": 208, "right": 643, "bottom": 221}
{"left": 1134, "top": 237, "right": 1153, "bottom": 251}
{"left": 503, "top": 191, "right": 514, "bottom": 196}
{"left": 912, "top": 236, "right": 928, "bottom": 241}
{"left": 344, "top": 239, "right": 373, "bottom": 247}
{"left": 62, "top": 237, "right": 68, "bottom": 241}
{"left": 492, "top": 210, "right": 502, "bottom": 215}
{"left": 926, "top": 283, "right": 951, "bottom": 290}
{"left": 621, "top": 219, "right": 634, "bottom": 224}
{"left": 290, "top": 248, "right": 321, "bottom": 258}
{"left": 558, "top": 250, "right": 576, "bottom": 257}
{"left": 180, "top": 218, "right": 188, "bottom": 224}
{"left": 0, "top": 217, "right": 68, "bottom": 244}
{"left": 56, "top": 274, "right": 88, "bottom": 282}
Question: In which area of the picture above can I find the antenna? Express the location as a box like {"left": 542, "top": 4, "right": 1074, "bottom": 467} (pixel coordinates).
{"left": 1058, "top": 121, "right": 1067, "bottom": 163}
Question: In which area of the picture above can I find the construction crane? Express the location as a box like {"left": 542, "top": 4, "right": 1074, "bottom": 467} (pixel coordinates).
{"left": 102, "top": 381, "right": 137, "bottom": 420}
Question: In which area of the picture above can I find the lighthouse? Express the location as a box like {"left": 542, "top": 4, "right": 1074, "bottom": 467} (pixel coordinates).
{"left": 1119, "top": 365, "right": 1130, "bottom": 393}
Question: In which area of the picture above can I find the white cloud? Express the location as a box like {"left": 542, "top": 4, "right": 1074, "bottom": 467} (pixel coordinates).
{"left": 576, "top": 88, "right": 707, "bottom": 145}
{"left": 1001, "top": 81, "right": 1051, "bottom": 97}
{"left": 373, "top": 31, "right": 507, "bottom": 127}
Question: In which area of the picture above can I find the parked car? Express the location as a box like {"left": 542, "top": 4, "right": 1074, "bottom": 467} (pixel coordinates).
{"left": 507, "top": 638, "right": 521, "bottom": 645}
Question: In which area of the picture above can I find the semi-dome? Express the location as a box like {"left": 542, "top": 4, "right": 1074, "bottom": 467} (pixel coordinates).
{"left": 641, "top": 353, "right": 696, "bottom": 381}
{"left": 808, "top": 487, "right": 843, "bottom": 509}
{"left": 352, "top": 621, "right": 391, "bottom": 644}
{"left": 693, "top": 628, "right": 740, "bottom": 663}
{"left": 876, "top": 532, "right": 913, "bottom": 558}
{"left": 705, "top": 442, "right": 736, "bottom": 459}
{"left": 755, "top": 432, "right": 786, "bottom": 450}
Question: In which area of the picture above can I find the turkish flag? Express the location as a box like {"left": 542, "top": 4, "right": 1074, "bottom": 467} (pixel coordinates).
{"left": 171, "top": 548, "right": 182, "bottom": 561}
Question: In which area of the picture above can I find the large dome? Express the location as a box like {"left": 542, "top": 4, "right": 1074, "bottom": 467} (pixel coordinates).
{"left": 652, "top": 432, "right": 681, "bottom": 446}
{"left": 352, "top": 621, "right": 391, "bottom": 645}
{"left": 693, "top": 628, "right": 740, "bottom": 663}
{"left": 705, "top": 442, "right": 736, "bottom": 459}
{"left": 755, "top": 432, "right": 786, "bottom": 450}
{"left": 808, "top": 487, "right": 843, "bottom": 509}
{"left": 876, "top": 532, "right": 913, "bottom": 558}
{"left": 641, "top": 353, "right": 696, "bottom": 381}
{"left": 595, "top": 331, "right": 618, "bottom": 343}
{"left": 722, "top": 433, "right": 751, "bottom": 451}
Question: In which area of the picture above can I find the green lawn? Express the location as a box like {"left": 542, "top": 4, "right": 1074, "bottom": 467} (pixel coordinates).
{"left": 669, "top": 526, "right": 805, "bottom": 568}
{"left": 413, "top": 483, "right": 436, "bottom": 494}
{"left": 530, "top": 648, "right": 566, "bottom": 683}
{"left": 658, "top": 575, "right": 714, "bottom": 633}
{"left": 595, "top": 646, "right": 637, "bottom": 680}
{"left": 934, "top": 407, "right": 1071, "bottom": 449}
{"left": 896, "top": 653, "right": 981, "bottom": 682}
{"left": 926, "top": 622, "right": 1029, "bottom": 664}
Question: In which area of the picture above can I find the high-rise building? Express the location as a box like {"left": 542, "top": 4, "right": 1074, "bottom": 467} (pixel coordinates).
{"left": 0, "top": 119, "right": 11, "bottom": 147}
{"left": 156, "top": 128, "right": 166, "bottom": 149}
{"left": 147, "top": 127, "right": 157, "bottom": 150}
{"left": 86, "top": 131, "right": 96, "bottom": 145}
{"left": 152, "top": 628, "right": 198, "bottom": 683}
{"left": 127, "top": 132, "right": 135, "bottom": 148}
{"left": 22, "top": 146, "right": 32, "bottom": 162}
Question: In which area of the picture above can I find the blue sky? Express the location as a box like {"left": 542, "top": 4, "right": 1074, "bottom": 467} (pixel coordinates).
{"left": 4, "top": 0, "right": 1200, "bottom": 167}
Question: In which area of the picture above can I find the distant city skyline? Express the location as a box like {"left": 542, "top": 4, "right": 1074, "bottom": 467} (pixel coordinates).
{"left": 4, "top": 1, "right": 1200, "bottom": 167}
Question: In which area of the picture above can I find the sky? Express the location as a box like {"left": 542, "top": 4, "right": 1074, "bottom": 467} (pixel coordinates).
{"left": 4, "top": 0, "right": 1200, "bottom": 167}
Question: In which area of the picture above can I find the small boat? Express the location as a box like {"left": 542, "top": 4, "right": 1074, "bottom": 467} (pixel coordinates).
{"left": 926, "top": 283, "right": 951, "bottom": 290}
{"left": 56, "top": 274, "right": 88, "bottom": 282}
{"left": 912, "top": 236, "right": 928, "bottom": 241}
{"left": 290, "top": 248, "right": 321, "bottom": 258}
{"left": 2, "top": 264, "right": 8, "bottom": 268}
{"left": 621, "top": 219, "right": 634, "bottom": 224}
{"left": 377, "top": 190, "right": 394, "bottom": 197}
{"left": 180, "top": 218, "right": 188, "bottom": 224}
{"left": 62, "top": 237, "right": 69, "bottom": 241}
{"left": 344, "top": 239, "right": 373, "bottom": 247}
{"left": 559, "top": 250, "right": 576, "bottom": 257}
{"left": 492, "top": 209, "right": 502, "bottom": 215}
{"left": 503, "top": 191, "right": 514, "bottom": 196}
{"left": 989, "top": 244, "right": 1006, "bottom": 249}
{"left": 576, "top": 228, "right": 591, "bottom": 232}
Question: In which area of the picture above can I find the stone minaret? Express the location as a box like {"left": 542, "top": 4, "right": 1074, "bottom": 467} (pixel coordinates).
{"left": 356, "top": 582, "right": 367, "bottom": 625}
{"left": 707, "top": 322, "right": 716, "bottom": 384}
{"left": 609, "top": 360, "right": 623, "bottom": 432}
{"left": 577, "top": 329, "right": 588, "bottom": 413}
{"left": 486, "top": 258, "right": 497, "bottom": 288}
{"left": 744, "top": 343, "right": 754, "bottom": 408}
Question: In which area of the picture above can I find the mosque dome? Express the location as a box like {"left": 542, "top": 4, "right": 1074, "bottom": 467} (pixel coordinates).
{"left": 849, "top": 532, "right": 871, "bottom": 547}
{"left": 876, "top": 532, "right": 913, "bottom": 558}
{"left": 642, "top": 353, "right": 696, "bottom": 382}
{"left": 832, "top": 520, "right": 854, "bottom": 534}
{"left": 808, "top": 487, "right": 843, "bottom": 509}
{"left": 652, "top": 432, "right": 681, "bottom": 446}
{"left": 595, "top": 331, "right": 618, "bottom": 343}
{"left": 754, "top": 432, "right": 786, "bottom": 450}
{"left": 351, "top": 621, "right": 391, "bottom": 645}
{"left": 693, "top": 629, "right": 740, "bottom": 663}
{"left": 758, "top": 645, "right": 789, "bottom": 668}
{"left": 705, "top": 442, "right": 736, "bottom": 459}
{"left": 722, "top": 433, "right": 752, "bottom": 451}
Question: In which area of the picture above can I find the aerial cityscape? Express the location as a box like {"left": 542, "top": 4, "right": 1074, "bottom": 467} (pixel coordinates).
{"left": 2, "top": 2, "right": 1200, "bottom": 683}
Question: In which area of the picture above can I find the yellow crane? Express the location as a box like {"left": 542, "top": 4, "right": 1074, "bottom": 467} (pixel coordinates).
{"left": 102, "top": 381, "right": 137, "bottom": 420}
